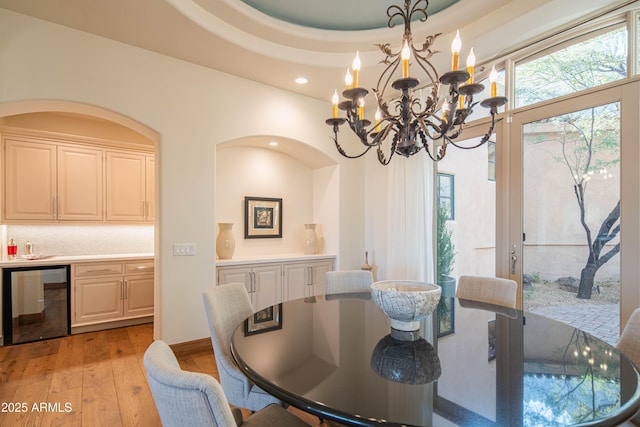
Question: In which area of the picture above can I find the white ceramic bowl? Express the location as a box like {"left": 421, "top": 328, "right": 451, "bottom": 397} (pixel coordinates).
{"left": 371, "top": 281, "right": 441, "bottom": 331}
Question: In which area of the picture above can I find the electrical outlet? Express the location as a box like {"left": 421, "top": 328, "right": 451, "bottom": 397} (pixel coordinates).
{"left": 173, "top": 243, "right": 196, "bottom": 256}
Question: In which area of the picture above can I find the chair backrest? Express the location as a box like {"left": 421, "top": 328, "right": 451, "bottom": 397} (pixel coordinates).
{"left": 203, "top": 283, "right": 254, "bottom": 362}
{"left": 325, "top": 270, "right": 374, "bottom": 294}
{"left": 202, "top": 283, "right": 256, "bottom": 408}
{"left": 144, "top": 340, "right": 237, "bottom": 427}
{"left": 455, "top": 275, "right": 517, "bottom": 308}
{"left": 618, "top": 308, "right": 640, "bottom": 368}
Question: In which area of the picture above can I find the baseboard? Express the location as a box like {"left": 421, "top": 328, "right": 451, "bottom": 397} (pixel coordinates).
{"left": 170, "top": 337, "right": 212, "bottom": 356}
{"left": 71, "top": 316, "right": 152, "bottom": 334}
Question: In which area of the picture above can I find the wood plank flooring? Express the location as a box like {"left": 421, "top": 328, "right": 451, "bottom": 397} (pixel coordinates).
{"left": 0, "top": 324, "right": 325, "bottom": 427}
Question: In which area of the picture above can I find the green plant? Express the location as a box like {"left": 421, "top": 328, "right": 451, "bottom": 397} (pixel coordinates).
{"left": 436, "top": 204, "right": 457, "bottom": 337}
{"left": 437, "top": 204, "right": 456, "bottom": 280}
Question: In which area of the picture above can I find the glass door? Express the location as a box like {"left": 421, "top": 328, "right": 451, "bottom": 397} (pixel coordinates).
{"left": 506, "top": 84, "right": 635, "bottom": 344}
{"left": 3, "top": 265, "right": 70, "bottom": 344}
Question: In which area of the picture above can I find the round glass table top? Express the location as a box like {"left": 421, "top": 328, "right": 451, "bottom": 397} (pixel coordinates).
{"left": 231, "top": 294, "right": 640, "bottom": 426}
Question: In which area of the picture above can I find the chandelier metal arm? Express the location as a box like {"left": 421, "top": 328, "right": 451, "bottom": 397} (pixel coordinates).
{"left": 448, "top": 114, "right": 503, "bottom": 150}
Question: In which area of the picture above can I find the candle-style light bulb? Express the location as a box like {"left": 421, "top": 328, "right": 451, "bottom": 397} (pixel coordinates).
{"left": 451, "top": 30, "right": 461, "bottom": 71}
{"left": 352, "top": 51, "right": 361, "bottom": 88}
{"left": 442, "top": 102, "right": 450, "bottom": 124}
{"left": 332, "top": 89, "right": 339, "bottom": 118}
{"left": 358, "top": 98, "right": 365, "bottom": 120}
{"left": 345, "top": 68, "right": 353, "bottom": 90}
{"left": 490, "top": 65, "right": 498, "bottom": 97}
{"left": 466, "top": 47, "right": 476, "bottom": 83}
{"left": 375, "top": 107, "right": 382, "bottom": 132}
{"left": 401, "top": 40, "right": 411, "bottom": 78}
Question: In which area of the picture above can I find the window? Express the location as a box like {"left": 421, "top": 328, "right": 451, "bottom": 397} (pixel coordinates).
{"left": 515, "top": 25, "right": 627, "bottom": 108}
{"left": 437, "top": 173, "right": 454, "bottom": 220}
{"left": 488, "top": 141, "right": 496, "bottom": 181}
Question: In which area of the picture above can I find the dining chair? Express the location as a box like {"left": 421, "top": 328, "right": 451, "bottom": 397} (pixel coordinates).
{"left": 202, "top": 283, "right": 282, "bottom": 412}
{"left": 617, "top": 308, "right": 640, "bottom": 426}
{"left": 143, "top": 340, "right": 309, "bottom": 427}
{"left": 618, "top": 308, "right": 640, "bottom": 369}
{"left": 325, "top": 270, "right": 374, "bottom": 294}
{"left": 455, "top": 275, "right": 517, "bottom": 308}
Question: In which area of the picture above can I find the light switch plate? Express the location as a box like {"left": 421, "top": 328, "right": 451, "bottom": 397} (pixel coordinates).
{"left": 173, "top": 243, "right": 196, "bottom": 256}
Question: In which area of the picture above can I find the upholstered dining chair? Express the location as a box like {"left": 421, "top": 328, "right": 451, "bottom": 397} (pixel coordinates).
{"left": 618, "top": 308, "right": 640, "bottom": 368}
{"left": 144, "top": 340, "right": 309, "bottom": 427}
{"left": 325, "top": 270, "right": 374, "bottom": 294}
{"left": 202, "top": 283, "right": 282, "bottom": 412}
{"left": 617, "top": 308, "right": 640, "bottom": 426}
{"left": 455, "top": 275, "right": 518, "bottom": 309}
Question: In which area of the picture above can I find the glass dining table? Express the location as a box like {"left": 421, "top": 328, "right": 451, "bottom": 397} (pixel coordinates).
{"left": 231, "top": 293, "right": 640, "bottom": 426}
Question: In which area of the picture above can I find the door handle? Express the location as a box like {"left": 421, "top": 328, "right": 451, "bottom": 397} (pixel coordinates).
{"left": 511, "top": 244, "right": 517, "bottom": 275}
{"left": 249, "top": 272, "right": 256, "bottom": 293}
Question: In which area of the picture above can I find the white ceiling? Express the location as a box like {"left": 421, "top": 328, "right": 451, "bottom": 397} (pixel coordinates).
{"left": 0, "top": 0, "right": 631, "bottom": 102}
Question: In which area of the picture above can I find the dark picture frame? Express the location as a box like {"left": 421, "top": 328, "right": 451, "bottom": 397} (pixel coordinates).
{"left": 244, "top": 196, "right": 283, "bottom": 239}
{"left": 244, "top": 304, "right": 283, "bottom": 336}
{"left": 437, "top": 296, "right": 455, "bottom": 338}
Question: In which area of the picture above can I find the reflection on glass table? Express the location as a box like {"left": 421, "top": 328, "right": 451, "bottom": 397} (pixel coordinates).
{"left": 231, "top": 295, "right": 640, "bottom": 426}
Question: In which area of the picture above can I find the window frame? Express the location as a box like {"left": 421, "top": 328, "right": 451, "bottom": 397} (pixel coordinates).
{"left": 437, "top": 173, "right": 455, "bottom": 221}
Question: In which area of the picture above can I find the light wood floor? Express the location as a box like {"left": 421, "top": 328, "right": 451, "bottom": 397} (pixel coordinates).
{"left": 0, "top": 324, "right": 325, "bottom": 426}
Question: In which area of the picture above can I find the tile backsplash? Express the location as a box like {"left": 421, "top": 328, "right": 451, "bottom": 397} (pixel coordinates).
{"left": 2, "top": 225, "right": 154, "bottom": 258}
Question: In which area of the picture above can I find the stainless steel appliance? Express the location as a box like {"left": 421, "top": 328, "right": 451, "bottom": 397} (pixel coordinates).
{"left": 2, "top": 265, "right": 70, "bottom": 345}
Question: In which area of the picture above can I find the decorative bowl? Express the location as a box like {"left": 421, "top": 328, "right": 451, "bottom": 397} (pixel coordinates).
{"left": 370, "top": 280, "right": 441, "bottom": 332}
{"left": 370, "top": 334, "right": 441, "bottom": 384}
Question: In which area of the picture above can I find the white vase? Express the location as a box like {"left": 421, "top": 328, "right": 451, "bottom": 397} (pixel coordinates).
{"left": 216, "top": 223, "right": 235, "bottom": 259}
{"left": 303, "top": 224, "right": 318, "bottom": 254}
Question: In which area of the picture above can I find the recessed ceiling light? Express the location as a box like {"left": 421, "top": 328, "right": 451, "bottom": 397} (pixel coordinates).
{"left": 295, "top": 77, "right": 308, "bottom": 84}
{"left": 269, "top": 141, "right": 279, "bottom": 146}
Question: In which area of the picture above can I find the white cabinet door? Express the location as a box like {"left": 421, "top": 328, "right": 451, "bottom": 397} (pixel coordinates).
{"left": 252, "top": 264, "right": 282, "bottom": 311}
{"left": 74, "top": 276, "right": 124, "bottom": 324}
{"left": 4, "top": 138, "right": 57, "bottom": 221}
{"left": 217, "top": 266, "right": 252, "bottom": 294}
{"left": 105, "top": 151, "right": 146, "bottom": 221}
{"left": 145, "top": 155, "right": 155, "bottom": 222}
{"left": 309, "top": 260, "right": 334, "bottom": 297}
{"left": 283, "top": 260, "right": 334, "bottom": 300}
{"left": 217, "top": 264, "right": 282, "bottom": 311}
{"left": 57, "top": 145, "right": 104, "bottom": 221}
{"left": 123, "top": 273, "right": 154, "bottom": 318}
{"left": 283, "top": 263, "right": 310, "bottom": 301}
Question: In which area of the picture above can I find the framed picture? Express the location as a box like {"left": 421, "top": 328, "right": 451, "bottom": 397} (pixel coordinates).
{"left": 244, "top": 196, "right": 283, "bottom": 239}
{"left": 244, "top": 304, "right": 283, "bottom": 336}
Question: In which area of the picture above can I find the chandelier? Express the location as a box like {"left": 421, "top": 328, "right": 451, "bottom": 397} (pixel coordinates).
{"left": 325, "top": 0, "right": 507, "bottom": 165}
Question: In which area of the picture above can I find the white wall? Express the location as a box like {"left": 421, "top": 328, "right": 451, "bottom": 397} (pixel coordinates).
{"left": 216, "top": 145, "right": 329, "bottom": 257}
{"left": 0, "top": 8, "right": 365, "bottom": 343}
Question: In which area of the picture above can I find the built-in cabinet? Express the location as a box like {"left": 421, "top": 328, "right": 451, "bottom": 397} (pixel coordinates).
{"left": 217, "top": 264, "right": 283, "bottom": 311}
{"left": 217, "top": 256, "right": 335, "bottom": 309}
{"left": 283, "top": 260, "right": 333, "bottom": 300}
{"left": 71, "top": 259, "right": 154, "bottom": 327}
{"left": 106, "top": 151, "right": 154, "bottom": 222}
{"left": 2, "top": 128, "right": 154, "bottom": 223}
{"left": 4, "top": 139, "right": 104, "bottom": 221}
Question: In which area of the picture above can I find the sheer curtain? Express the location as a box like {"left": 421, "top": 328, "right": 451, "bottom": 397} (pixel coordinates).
{"left": 385, "top": 153, "right": 435, "bottom": 282}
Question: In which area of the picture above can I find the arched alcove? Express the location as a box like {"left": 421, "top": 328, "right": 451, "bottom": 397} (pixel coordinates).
{"left": 215, "top": 135, "right": 339, "bottom": 258}
{"left": 0, "top": 99, "right": 161, "bottom": 330}
{"left": 0, "top": 100, "right": 159, "bottom": 142}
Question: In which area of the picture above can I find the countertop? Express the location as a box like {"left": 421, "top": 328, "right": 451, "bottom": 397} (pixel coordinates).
{"left": 0, "top": 253, "right": 154, "bottom": 268}
{"left": 216, "top": 253, "right": 336, "bottom": 267}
